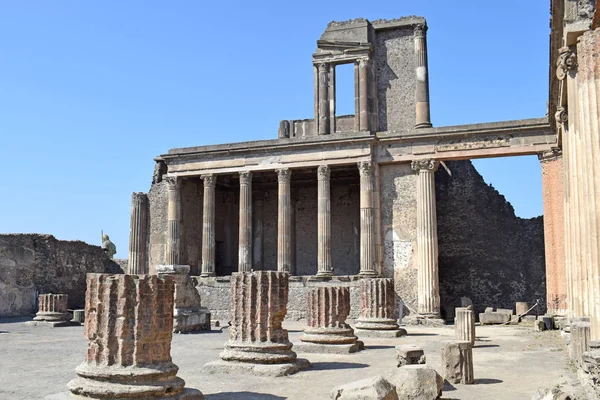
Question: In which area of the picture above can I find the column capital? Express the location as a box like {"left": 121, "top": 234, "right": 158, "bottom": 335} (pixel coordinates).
{"left": 411, "top": 159, "right": 439, "bottom": 172}
{"left": 357, "top": 58, "right": 370, "bottom": 68}
{"left": 358, "top": 161, "right": 373, "bottom": 177}
{"left": 555, "top": 105, "right": 568, "bottom": 125}
{"left": 556, "top": 46, "right": 577, "bottom": 81}
{"left": 414, "top": 23, "right": 428, "bottom": 37}
{"left": 538, "top": 148, "right": 563, "bottom": 162}
{"left": 239, "top": 171, "right": 252, "bottom": 185}
{"left": 276, "top": 168, "right": 292, "bottom": 183}
{"left": 202, "top": 174, "right": 216, "bottom": 188}
{"left": 317, "top": 165, "right": 331, "bottom": 181}
{"left": 165, "top": 176, "right": 180, "bottom": 191}
{"left": 316, "top": 62, "right": 329, "bottom": 71}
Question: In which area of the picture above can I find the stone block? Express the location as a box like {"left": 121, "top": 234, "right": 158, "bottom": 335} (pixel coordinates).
{"left": 496, "top": 308, "right": 514, "bottom": 316}
{"left": 355, "top": 327, "right": 407, "bottom": 338}
{"left": 534, "top": 320, "right": 546, "bottom": 331}
{"left": 331, "top": 375, "right": 398, "bottom": 400}
{"left": 71, "top": 309, "right": 85, "bottom": 324}
{"left": 387, "top": 365, "right": 443, "bottom": 400}
{"left": 484, "top": 307, "right": 494, "bottom": 313}
{"left": 294, "top": 342, "right": 362, "bottom": 354}
{"left": 202, "top": 358, "right": 310, "bottom": 378}
{"left": 478, "top": 312, "right": 510, "bottom": 325}
{"left": 174, "top": 307, "right": 211, "bottom": 333}
{"left": 516, "top": 302, "right": 531, "bottom": 316}
{"left": 441, "top": 340, "right": 474, "bottom": 384}
{"left": 395, "top": 344, "right": 425, "bottom": 367}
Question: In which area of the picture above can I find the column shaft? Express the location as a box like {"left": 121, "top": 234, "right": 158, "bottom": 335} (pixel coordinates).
{"left": 238, "top": 172, "right": 252, "bottom": 272}
{"left": 201, "top": 174, "right": 216, "bottom": 277}
{"left": 317, "top": 165, "right": 332, "bottom": 277}
{"left": 318, "top": 63, "right": 330, "bottom": 135}
{"left": 358, "top": 161, "right": 377, "bottom": 276}
{"left": 165, "top": 177, "right": 181, "bottom": 266}
{"left": 414, "top": 24, "right": 432, "bottom": 128}
{"left": 277, "top": 169, "right": 292, "bottom": 272}
{"left": 128, "top": 192, "right": 149, "bottom": 274}
{"left": 412, "top": 159, "right": 440, "bottom": 317}
{"left": 358, "top": 59, "right": 369, "bottom": 131}
{"left": 252, "top": 191, "right": 264, "bottom": 271}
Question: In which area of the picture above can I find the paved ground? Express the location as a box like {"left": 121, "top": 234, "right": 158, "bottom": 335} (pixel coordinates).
{"left": 0, "top": 317, "right": 579, "bottom": 400}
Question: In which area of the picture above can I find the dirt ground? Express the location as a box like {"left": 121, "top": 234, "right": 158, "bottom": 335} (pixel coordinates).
{"left": 0, "top": 317, "right": 579, "bottom": 400}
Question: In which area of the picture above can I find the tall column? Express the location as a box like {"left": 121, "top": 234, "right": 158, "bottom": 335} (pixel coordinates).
{"left": 412, "top": 159, "right": 441, "bottom": 318}
{"left": 358, "top": 161, "right": 377, "bottom": 276}
{"left": 238, "top": 171, "right": 252, "bottom": 272}
{"left": 252, "top": 191, "right": 264, "bottom": 271}
{"left": 201, "top": 174, "right": 216, "bottom": 277}
{"left": 165, "top": 176, "right": 182, "bottom": 266}
{"left": 66, "top": 274, "right": 203, "bottom": 399}
{"left": 328, "top": 63, "right": 336, "bottom": 134}
{"left": 358, "top": 58, "right": 370, "bottom": 131}
{"left": 317, "top": 63, "right": 331, "bottom": 135}
{"left": 539, "top": 149, "right": 567, "bottom": 315}
{"left": 291, "top": 189, "right": 297, "bottom": 275}
{"left": 277, "top": 168, "right": 292, "bottom": 272}
{"left": 316, "top": 165, "right": 332, "bottom": 278}
{"left": 414, "top": 23, "right": 432, "bottom": 128}
{"left": 128, "top": 192, "right": 149, "bottom": 274}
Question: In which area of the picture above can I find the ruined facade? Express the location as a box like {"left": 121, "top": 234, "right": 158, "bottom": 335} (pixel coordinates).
{"left": 129, "top": 17, "right": 558, "bottom": 324}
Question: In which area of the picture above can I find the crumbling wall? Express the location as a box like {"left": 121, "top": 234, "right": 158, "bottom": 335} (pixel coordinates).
{"left": 0, "top": 234, "right": 123, "bottom": 316}
{"left": 436, "top": 160, "right": 546, "bottom": 320}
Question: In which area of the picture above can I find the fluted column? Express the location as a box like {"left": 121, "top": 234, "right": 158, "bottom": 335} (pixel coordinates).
{"left": 414, "top": 23, "right": 432, "bottom": 128}
{"left": 316, "top": 165, "right": 332, "bottom": 278}
{"left": 201, "top": 174, "right": 216, "bottom": 277}
{"left": 238, "top": 171, "right": 252, "bottom": 273}
{"left": 67, "top": 274, "right": 203, "bottom": 399}
{"left": 412, "top": 159, "right": 440, "bottom": 318}
{"left": 358, "top": 58, "right": 370, "bottom": 131}
{"left": 317, "top": 63, "right": 331, "bottom": 135}
{"left": 128, "top": 192, "right": 149, "bottom": 274}
{"left": 165, "top": 176, "right": 182, "bottom": 266}
{"left": 455, "top": 307, "right": 476, "bottom": 346}
{"left": 34, "top": 294, "right": 69, "bottom": 322}
{"left": 358, "top": 161, "right": 377, "bottom": 276}
{"left": 277, "top": 168, "right": 292, "bottom": 272}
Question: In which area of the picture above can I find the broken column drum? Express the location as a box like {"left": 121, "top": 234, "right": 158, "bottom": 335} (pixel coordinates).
{"left": 441, "top": 340, "right": 474, "bottom": 385}
{"left": 34, "top": 293, "right": 69, "bottom": 322}
{"left": 299, "top": 286, "right": 360, "bottom": 352}
{"left": 67, "top": 273, "right": 203, "bottom": 399}
{"left": 221, "top": 271, "right": 297, "bottom": 364}
{"left": 355, "top": 278, "right": 405, "bottom": 337}
{"left": 455, "top": 307, "right": 476, "bottom": 346}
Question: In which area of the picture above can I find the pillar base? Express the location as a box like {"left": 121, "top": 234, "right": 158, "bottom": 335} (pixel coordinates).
{"left": 202, "top": 358, "right": 310, "bottom": 377}
{"left": 25, "top": 320, "right": 80, "bottom": 328}
{"left": 354, "top": 328, "right": 407, "bottom": 338}
{"left": 294, "top": 341, "right": 364, "bottom": 354}
{"left": 355, "top": 317, "right": 400, "bottom": 331}
{"left": 45, "top": 388, "right": 204, "bottom": 400}
{"left": 200, "top": 272, "right": 215, "bottom": 278}
{"left": 220, "top": 340, "right": 297, "bottom": 364}
{"left": 358, "top": 271, "right": 378, "bottom": 278}
{"left": 311, "top": 272, "right": 333, "bottom": 281}
{"left": 300, "top": 327, "right": 358, "bottom": 345}
{"left": 33, "top": 312, "right": 70, "bottom": 322}
{"left": 415, "top": 122, "right": 433, "bottom": 129}
{"left": 402, "top": 314, "right": 445, "bottom": 327}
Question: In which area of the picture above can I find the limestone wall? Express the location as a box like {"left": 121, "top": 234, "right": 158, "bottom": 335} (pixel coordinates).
{"left": 0, "top": 234, "right": 123, "bottom": 317}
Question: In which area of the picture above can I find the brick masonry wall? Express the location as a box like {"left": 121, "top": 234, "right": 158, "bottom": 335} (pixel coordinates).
{"left": 0, "top": 234, "right": 123, "bottom": 316}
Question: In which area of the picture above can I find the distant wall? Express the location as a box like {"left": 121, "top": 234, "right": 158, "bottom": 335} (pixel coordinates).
{"left": 0, "top": 234, "right": 123, "bottom": 317}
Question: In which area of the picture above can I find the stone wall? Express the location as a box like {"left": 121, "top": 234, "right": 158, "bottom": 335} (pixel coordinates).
{"left": 435, "top": 160, "right": 546, "bottom": 320}
{"left": 0, "top": 234, "right": 123, "bottom": 317}
{"left": 148, "top": 180, "right": 167, "bottom": 275}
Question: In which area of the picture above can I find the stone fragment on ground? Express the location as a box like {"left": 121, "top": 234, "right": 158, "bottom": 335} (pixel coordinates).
{"left": 330, "top": 375, "right": 398, "bottom": 400}
{"left": 395, "top": 344, "right": 425, "bottom": 367}
{"left": 387, "top": 365, "right": 443, "bottom": 400}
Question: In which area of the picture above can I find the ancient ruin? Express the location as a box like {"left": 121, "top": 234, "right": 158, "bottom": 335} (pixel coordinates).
{"left": 26, "top": 293, "right": 74, "bottom": 327}
{"left": 45, "top": 273, "right": 203, "bottom": 399}
{"left": 355, "top": 278, "right": 405, "bottom": 337}
{"left": 441, "top": 340, "right": 474, "bottom": 385}
{"left": 455, "top": 307, "right": 476, "bottom": 346}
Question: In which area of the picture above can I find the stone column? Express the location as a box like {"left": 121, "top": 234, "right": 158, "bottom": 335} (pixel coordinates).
{"left": 297, "top": 286, "right": 361, "bottom": 353}
{"left": 128, "top": 192, "right": 149, "bottom": 274}
{"left": 571, "top": 317, "right": 591, "bottom": 367}
{"left": 358, "top": 58, "right": 370, "bottom": 131}
{"left": 277, "top": 168, "right": 292, "bottom": 272}
{"left": 32, "top": 294, "right": 69, "bottom": 325}
{"left": 414, "top": 23, "right": 432, "bottom": 128}
{"left": 165, "top": 176, "right": 182, "bottom": 266}
{"left": 441, "top": 340, "right": 474, "bottom": 385}
{"left": 66, "top": 274, "right": 203, "bottom": 399}
{"left": 238, "top": 171, "right": 252, "bottom": 273}
{"left": 201, "top": 174, "right": 216, "bottom": 277}
{"left": 539, "top": 149, "right": 567, "bottom": 315}
{"left": 455, "top": 307, "right": 476, "bottom": 346}
{"left": 317, "top": 63, "right": 331, "bottom": 135}
{"left": 355, "top": 278, "right": 404, "bottom": 337}
{"left": 252, "top": 191, "right": 264, "bottom": 271}
{"left": 203, "top": 271, "right": 308, "bottom": 376}
{"left": 412, "top": 159, "right": 441, "bottom": 320}
{"left": 291, "top": 189, "right": 297, "bottom": 275}
{"left": 358, "top": 161, "right": 377, "bottom": 276}
{"left": 316, "top": 165, "right": 333, "bottom": 278}
{"left": 328, "top": 63, "right": 336, "bottom": 133}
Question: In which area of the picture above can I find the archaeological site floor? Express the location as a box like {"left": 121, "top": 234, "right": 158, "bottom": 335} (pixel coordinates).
{"left": 0, "top": 318, "right": 578, "bottom": 400}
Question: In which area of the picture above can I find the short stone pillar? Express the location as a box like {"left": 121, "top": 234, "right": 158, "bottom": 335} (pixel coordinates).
{"left": 157, "top": 264, "right": 211, "bottom": 333}
{"left": 296, "top": 286, "right": 361, "bottom": 353}
{"left": 571, "top": 317, "right": 591, "bottom": 367}
{"left": 355, "top": 278, "right": 406, "bottom": 338}
{"left": 71, "top": 309, "right": 85, "bottom": 324}
{"left": 441, "top": 340, "right": 474, "bottom": 384}
{"left": 203, "top": 271, "right": 309, "bottom": 376}
{"left": 516, "top": 302, "right": 531, "bottom": 317}
{"left": 55, "top": 274, "right": 203, "bottom": 400}
{"left": 395, "top": 344, "right": 426, "bottom": 367}
{"left": 28, "top": 294, "right": 73, "bottom": 327}
{"left": 455, "top": 307, "right": 476, "bottom": 346}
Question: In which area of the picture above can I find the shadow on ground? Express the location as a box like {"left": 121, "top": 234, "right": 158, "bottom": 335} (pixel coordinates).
{"left": 474, "top": 344, "right": 500, "bottom": 349}
{"left": 206, "top": 392, "right": 286, "bottom": 399}
{"left": 476, "top": 378, "right": 503, "bottom": 384}
{"left": 365, "top": 345, "right": 395, "bottom": 350}
{"left": 406, "top": 333, "right": 439, "bottom": 337}
{"left": 310, "top": 362, "right": 369, "bottom": 371}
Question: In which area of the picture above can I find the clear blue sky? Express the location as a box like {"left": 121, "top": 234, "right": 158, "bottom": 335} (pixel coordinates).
{"left": 0, "top": 1, "right": 549, "bottom": 257}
